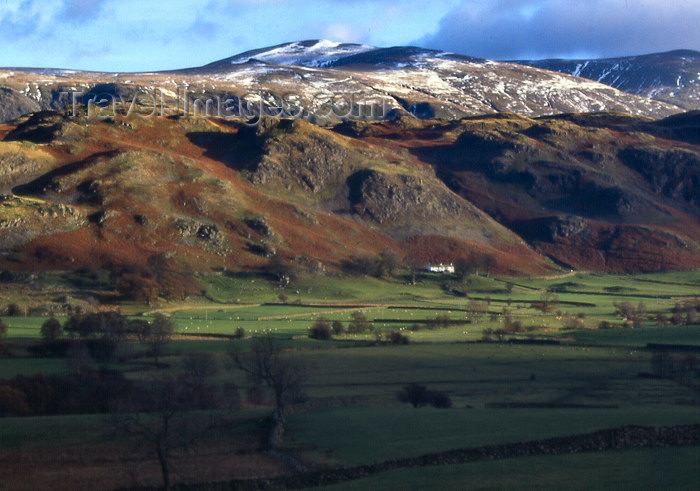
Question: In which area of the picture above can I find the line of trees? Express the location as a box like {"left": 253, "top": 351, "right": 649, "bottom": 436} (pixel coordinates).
{"left": 666, "top": 301, "right": 700, "bottom": 326}
{"left": 343, "top": 249, "right": 401, "bottom": 278}
{"left": 308, "top": 312, "right": 375, "bottom": 340}
{"left": 454, "top": 252, "right": 498, "bottom": 278}
{"left": 397, "top": 383, "right": 452, "bottom": 408}
{"left": 31, "top": 312, "right": 175, "bottom": 365}
{"left": 611, "top": 300, "right": 700, "bottom": 328}
{"left": 107, "top": 253, "right": 200, "bottom": 302}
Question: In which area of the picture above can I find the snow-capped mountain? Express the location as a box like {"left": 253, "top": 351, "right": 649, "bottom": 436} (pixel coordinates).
{"left": 0, "top": 40, "right": 690, "bottom": 123}
{"left": 206, "top": 40, "right": 375, "bottom": 68}
{"left": 204, "top": 41, "right": 482, "bottom": 69}
{"left": 516, "top": 50, "right": 700, "bottom": 110}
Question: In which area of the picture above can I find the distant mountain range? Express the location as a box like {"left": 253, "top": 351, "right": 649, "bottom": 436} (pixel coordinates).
{"left": 516, "top": 49, "right": 700, "bottom": 111}
{"left": 0, "top": 40, "right": 694, "bottom": 124}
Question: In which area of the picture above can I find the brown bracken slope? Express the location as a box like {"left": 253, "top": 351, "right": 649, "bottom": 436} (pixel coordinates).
{"left": 1, "top": 109, "right": 700, "bottom": 276}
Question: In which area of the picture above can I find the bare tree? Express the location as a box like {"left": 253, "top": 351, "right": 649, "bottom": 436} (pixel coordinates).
{"left": 147, "top": 313, "right": 176, "bottom": 366}
{"left": 0, "top": 318, "right": 7, "bottom": 353}
{"left": 534, "top": 291, "right": 559, "bottom": 313}
{"left": 179, "top": 353, "right": 221, "bottom": 408}
{"left": 229, "top": 336, "right": 311, "bottom": 427}
{"left": 614, "top": 300, "right": 645, "bottom": 328}
{"left": 466, "top": 299, "right": 488, "bottom": 322}
{"left": 109, "top": 372, "right": 217, "bottom": 491}
{"left": 110, "top": 374, "right": 181, "bottom": 491}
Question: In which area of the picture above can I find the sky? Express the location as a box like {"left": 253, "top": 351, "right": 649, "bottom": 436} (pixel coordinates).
{"left": 0, "top": 0, "right": 698, "bottom": 71}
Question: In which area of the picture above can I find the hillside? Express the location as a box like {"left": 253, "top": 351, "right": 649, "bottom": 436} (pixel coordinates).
{"left": 0, "top": 111, "right": 554, "bottom": 281}
{"left": 423, "top": 111, "right": 700, "bottom": 271}
{"left": 2, "top": 109, "right": 700, "bottom": 280}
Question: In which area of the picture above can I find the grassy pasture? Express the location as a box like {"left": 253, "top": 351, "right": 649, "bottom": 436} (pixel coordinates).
{"left": 204, "top": 273, "right": 473, "bottom": 305}
{"left": 284, "top": 342, "right": 700, "bottom": 419}
{"left": 1, "top": 269, "right": 699, "bottom": 489}
{"left": 3, "top": 269, "right": 699, "bottom": 341}
{"left": 572, "top": 324, "right": 700, "bottom": 347}
{"left": 300, "top": 446, "right": 700, "bottom": 491}
{"left": 0, "top": 357, "right": 71, "bottom": 378}
{"left": 0, "top": 315, "right": 48, "bottom": 338}
{"left": 0, "top": 413, "right": 105, "bottom": 449}
{"left": 287, "top": 406, "right": 700, "bottom": 467}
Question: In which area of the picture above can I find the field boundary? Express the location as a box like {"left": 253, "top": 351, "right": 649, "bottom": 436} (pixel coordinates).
{"left": 121, "top": 424, "right": 700, "bottom": 490}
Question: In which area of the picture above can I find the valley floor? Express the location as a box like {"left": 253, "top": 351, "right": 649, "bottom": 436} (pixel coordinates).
{"left": 1, "top": 270, "right": 700, "bottom": 489}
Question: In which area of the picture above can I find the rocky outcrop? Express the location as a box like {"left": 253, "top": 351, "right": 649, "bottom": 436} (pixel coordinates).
{"left": 197, "top": 224, "right": 221, "bottom": 242}
{"left": 245, "top": 217, "right": 273, "bottom": 237}
{"left": 0, "top": 196, "right": 84, "bottom": 249}
{"left": 348, "top": 169, "right": 470, "bottom": 226}
{"left": 618, "top": 147, "right": 700, "bottom": 208}
{"left": 443, "top": 122, "right": 654, "bottom": 220}
{"left": 0, "top": 88, "right": 41, "bottom": 123}
{"left": 512, "top": 216, "right": 590, "bottom": 243}
{"left": 0, "top": 144, "right": 55, "bottom": 192}
{"left": 246, "top": 119, "right": 377, "bottom": 194}
{"left": 5, "top": 111, "right": 84, "bottom": 144}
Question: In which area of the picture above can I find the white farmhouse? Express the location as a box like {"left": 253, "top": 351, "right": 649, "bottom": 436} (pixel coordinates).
{"left": 426, "top": 263, "right": 455, "bottom": 274}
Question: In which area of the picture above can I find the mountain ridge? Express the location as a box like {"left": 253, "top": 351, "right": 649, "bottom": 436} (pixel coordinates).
{"left": 516, "top": 49, "right": 700, "bottom": 110}
{"left": 0, "top": 40, "right": 688, "bottom": 125}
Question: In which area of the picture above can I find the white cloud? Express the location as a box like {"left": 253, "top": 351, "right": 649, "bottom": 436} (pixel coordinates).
{"left": 324, "top": 23, "right": 365, "bottom": 43}
{"left": 0, "top": 0, "right": 57, "bottom": 40}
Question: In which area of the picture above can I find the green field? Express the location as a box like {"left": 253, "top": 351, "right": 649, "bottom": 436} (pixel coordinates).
{"left": 573, "top": 324, "right": 700, "bottom": 346}
{"left": 4, "top": 270, "right": 699, "bottom": 340}
{"left": 287, "top": 406, "right": 700, "bottom": 467}
{"left": 302, "top": 446, "right": 700, "bottom": 491}
{"left": 1, "top": 269, "right": 700, "bottom": 489}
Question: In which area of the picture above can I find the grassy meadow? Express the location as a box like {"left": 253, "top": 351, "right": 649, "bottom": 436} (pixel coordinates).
{"left": 299, "top": 446, "right": 700, "bottom": 491}
{"left": 1, "top": 269, "right": 700, "bottom": 489}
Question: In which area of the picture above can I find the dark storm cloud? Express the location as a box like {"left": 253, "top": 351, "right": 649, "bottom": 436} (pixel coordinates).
{"left": 418, "top": 0, "right": 700, "bottom": 59}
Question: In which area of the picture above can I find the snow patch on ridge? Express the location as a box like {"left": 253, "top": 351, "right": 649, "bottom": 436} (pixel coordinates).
{"left": 227, "top": 40, "right": 374, "bottom": 67}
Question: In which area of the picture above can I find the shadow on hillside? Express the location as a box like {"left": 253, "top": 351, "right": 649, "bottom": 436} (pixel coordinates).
{"left": 12, "top": 150, "right": 119, "bottom": 199}
{"left": 186, "top": 130, "right": 264, "bottom": 172}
